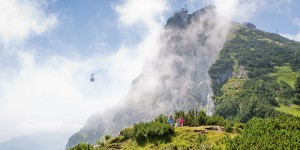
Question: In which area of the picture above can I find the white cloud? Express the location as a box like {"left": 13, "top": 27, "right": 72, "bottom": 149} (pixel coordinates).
{"left": 211, "top": 0, "right": 298, "bottom": 42}
{"left": 281, "top": 33, "right": 300, "bottom": 42}
{"left": 0, "top": 51, "right": 124, "bottom": 141}
{"left": 0, "top": 0, "right": 60, "bottom": 142}
{"left": 0, "top": 0, "right": 57, "bottom": 45}
{"left": 294, "top": 18, "right": 300, "bottom": 27}
{"left": 108, "top": 0, "right": 169, "bottom": 86}
{"left": 213, "top": 0, "right": 292, "bottom": 22}
{"left": 281, "top": 18, "right": 300, "bottom": 42}
{"left": 215, "top": 0, "right": 260, "bottom": 21}
{"left": 0, "top": 0, "right": 169, "bottom": 143}
{"left": 114, "top": 0, "right": 168, "bottom": 27}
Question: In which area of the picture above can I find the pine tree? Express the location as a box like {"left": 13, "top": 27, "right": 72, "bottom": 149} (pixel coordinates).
{"left": 294, "top": 76, "right": 300, "bottom": 104}
{"left": 295, "top": 76, "right": 300, "bottom": 94}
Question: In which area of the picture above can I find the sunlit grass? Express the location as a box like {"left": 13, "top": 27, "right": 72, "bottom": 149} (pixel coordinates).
{"left": 276, "top": 104, "right": 300, "bottom": 117}
{"left": 104, "top": 126, "right": 238, "bottom": 150}
{"left": 269, "top": 65, "right": 300, "bottom": 89}
{"left": 258, "top": 38, "right": 284, "bottom": 46}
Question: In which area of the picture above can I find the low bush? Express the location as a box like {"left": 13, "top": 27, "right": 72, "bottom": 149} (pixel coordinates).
{"left": 104, "top": 135, "right": 111, "bottom": 140}
{"left": 224, "top": 123, "right": 234, "bottom": 133}
{"left": 120, "top": 128, "right": 134, "bottom": 140}
{"left": 133, "top": 121, "right": 174, "bottom": 144}
{"left": 196, "top": 134, "right": 208, "bottom": 144}
{"left": 70, "top": 143, "right": 93, "bottom": 150}
{"left": 226, "top": 115, "right": 300, "bottom": 149}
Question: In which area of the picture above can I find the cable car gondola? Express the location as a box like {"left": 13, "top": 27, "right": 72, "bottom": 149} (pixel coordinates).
{"left": 90, "top": 74, "right": 95, "bottom": 82}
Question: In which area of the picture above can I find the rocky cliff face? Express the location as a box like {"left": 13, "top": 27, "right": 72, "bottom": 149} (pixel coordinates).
{"left": 66, "top": 6, "right": 233, "bottom": 149}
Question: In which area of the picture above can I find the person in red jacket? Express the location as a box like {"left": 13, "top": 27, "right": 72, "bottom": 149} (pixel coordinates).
{"left": 177, "top": 116, "right": 184, "bottom": 126}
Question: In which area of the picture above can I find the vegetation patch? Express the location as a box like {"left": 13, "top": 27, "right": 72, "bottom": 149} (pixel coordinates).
{"left": 210, "top": 26, "right": 300, "bottom": 122}
{"left": 132, "top": 121, "right": 174, "bottom": 145}
{"left": 70, "top": 111, "right": 240, "bottom": 150}
{"left": 107, "top": 126, "right": 237, "bottom": 150}
{"left": 276, "top": 104, "right": 300, "bottom": 117}
{"left": 269, "top": 65, "right": 300, "bottom": 89}
{"left": 226, "top": 115, "right": 300, "bottom": 149}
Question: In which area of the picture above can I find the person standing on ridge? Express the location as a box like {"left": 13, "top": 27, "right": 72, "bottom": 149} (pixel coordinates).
{"left": 167, "top": 115, "right": 174, "bottom": 126}
{"left": 178, "top": 116, "right": 184, "bottom": 127}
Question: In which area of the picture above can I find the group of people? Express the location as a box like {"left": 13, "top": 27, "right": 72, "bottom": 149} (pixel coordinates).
{"left": 167, "top": 115, "right": 184, "bottom": 127}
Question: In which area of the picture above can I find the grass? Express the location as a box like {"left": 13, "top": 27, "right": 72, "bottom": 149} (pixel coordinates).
{"left": 221, "top": 78, "right": 245, "bottom": 93}
{"left": 218, "top": 64, "right": 300, "bottom": 119}
{"left": 268, "top": 66, "right": 300, "bottom": 117}
{"left": 258, "top": 37, "right": 284, "bottom": 46}
{"left": 173, "top": 126, "right": 237, "bottom": 149}
{"left": 276, "top": 104, "right": 300, "bottom": 117}
{"left": 220, "top": 54, "right": 246, "bottom": 95}
{"left": 214, "top": 55, "right": 248, "bottom": 103}
{"left": 269, "top": 65, "right": 300, "bottom": 89}
{"left": 220, "top": 57, "right": 246, "bottom": 98}
{"left": 101, "top": 126, "right": 238, "bottom": 150}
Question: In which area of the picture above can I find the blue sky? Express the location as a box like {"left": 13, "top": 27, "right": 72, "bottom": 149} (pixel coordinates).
{"left": 0, "top": 0, "right": 299, "bottom": 148}
{"left": 17, "top": 0, "right": 300, "bottom": 57}
{"left": 249, "top": 0, "right": 300, "bottom": 35}
{"left": 23, "top": 0, "right": 121, "bottom": 57}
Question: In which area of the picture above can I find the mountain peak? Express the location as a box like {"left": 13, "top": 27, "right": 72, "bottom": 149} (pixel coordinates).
{"left": 165, "top": 5, "right": 216, "bottom": 29}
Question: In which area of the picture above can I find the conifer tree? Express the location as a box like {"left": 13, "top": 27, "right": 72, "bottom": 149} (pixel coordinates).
{"left": 294, "top": 76, "right": 300, "bottom": 104}
{"left": 295, "top": 76, "right": 300, "bottom": 94}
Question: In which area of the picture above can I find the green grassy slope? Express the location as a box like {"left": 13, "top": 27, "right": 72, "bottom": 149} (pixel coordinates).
{"left": 209, "top": 26, "right": 300, "bottom": 121}
{"left": 70, "top": 113, "right": 300, "bottom": 150}
{"left": 269, "top": 65, "right": 300, "bottom": 89}
{"left": 70, "top": 111, "right": 241, "bottom": 150}
{"left": 110, "top": 126, "right": 237, "bottom": 150}
{"left": 71, "top": 126, "right": 238, "bottom": 150}
{"left": 276, "top": 104, "right": 300, "bottom": 117}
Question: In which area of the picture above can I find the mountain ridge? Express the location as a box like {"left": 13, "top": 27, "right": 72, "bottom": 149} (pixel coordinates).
{"left": 66, "top": 5, "right": 300, "bottom": 149}
{"left": 66, "top": 5, "right": 229, "bottom": 149}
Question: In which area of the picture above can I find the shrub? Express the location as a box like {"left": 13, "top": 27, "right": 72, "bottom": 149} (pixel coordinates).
{"left": 104, "top": 135, "right": 111, "bottom": 140}
{"left": 133, "top": 121, "right": 174, "bottom": 144}
{"left": 154, "top": 114, "right": 168, "bottom": 123}
{"left": 226, "top": 115, "right": 300, "bottom": 149}
{"left": 224, "top": 123, "right": 234, "bottom": 133}
{"left": 99, "top": 140, "right": 105, "bottom": 147}
{"left": 70, "top": 143, "right": 92, "bottom": 150}
{"left": 120, "top": 128, "right": 134, "bottom": 140}
{"left": 196, "top": 134, "right": 208, "bottom": 144}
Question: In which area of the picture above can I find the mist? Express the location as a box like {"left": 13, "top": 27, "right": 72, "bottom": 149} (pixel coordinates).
{"left": 0, "top": 0, "right": 297, "bottom": 149}
{"left": 66, "top": 0, "right": 297, "bottom": 148}
{"left": 66, "top": 0, "right": 233, "bottom": 148}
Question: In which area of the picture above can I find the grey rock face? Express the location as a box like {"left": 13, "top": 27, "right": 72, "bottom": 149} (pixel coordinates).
{"left": 66, "top": 6, "right": 232, "bottom": 149}
{"left": 243, "top": 22, "right": 256, "bottom": 29}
